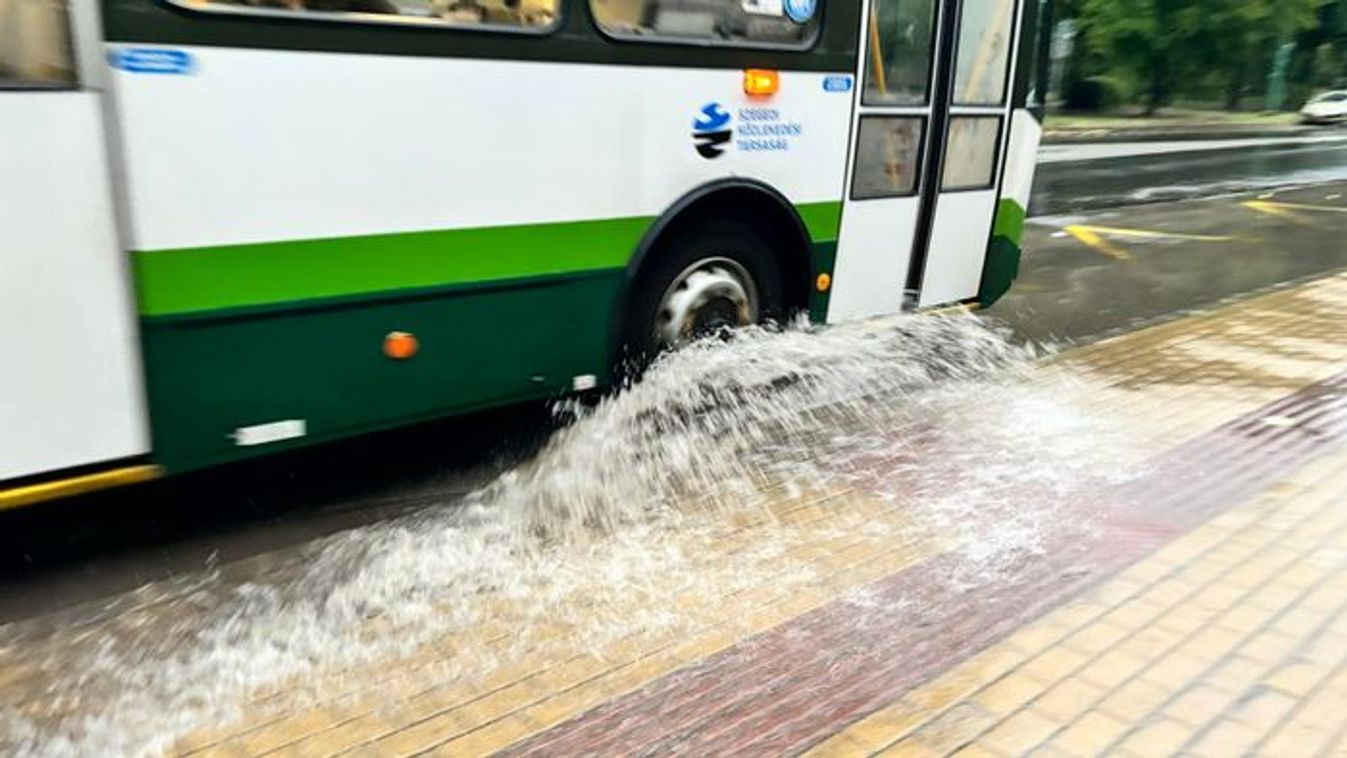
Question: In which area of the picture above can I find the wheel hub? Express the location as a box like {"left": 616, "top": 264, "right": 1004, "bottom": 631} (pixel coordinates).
{"left": 655, "top": 258, "right": 759, "bottom": 350}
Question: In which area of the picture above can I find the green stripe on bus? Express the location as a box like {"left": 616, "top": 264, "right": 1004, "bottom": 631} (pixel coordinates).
{"left": 134, "top": 216, "right": 651, "bottom": 317}
{"left": 134, "top": 202, "right": 843, "bottom": 317}
{"left": 798, "top": 201, "right": 843, "bottom": 242}
{"left": 992, "top": 198, "right": 1026, "bottom": 246}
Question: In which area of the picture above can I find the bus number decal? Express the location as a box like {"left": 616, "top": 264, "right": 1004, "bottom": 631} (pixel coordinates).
{"left": 824, "top": 75, "right": 854, "bottom": 93}
{"left": 108, "top": 48, "right": 196, "bottom": 75}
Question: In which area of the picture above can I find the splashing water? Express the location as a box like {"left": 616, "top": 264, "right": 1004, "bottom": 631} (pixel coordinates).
{"left": 0, "top": 312, "right": 1135, "bottom": 756}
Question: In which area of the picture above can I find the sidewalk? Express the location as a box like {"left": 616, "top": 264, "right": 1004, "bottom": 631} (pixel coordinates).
{"left": 6, "top": 271, "right": 1347, "bottom": 757}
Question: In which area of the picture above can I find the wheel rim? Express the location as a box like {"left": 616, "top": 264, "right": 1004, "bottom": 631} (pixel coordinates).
{"left": 654, "top": 257, "right": 759, "bottom": 350}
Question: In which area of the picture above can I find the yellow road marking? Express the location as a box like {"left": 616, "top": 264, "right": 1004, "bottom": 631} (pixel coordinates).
{"left": 1245, "top": 200, "right": 1347, "bottom": 214}
{"left": 0, "top": 464, "right": 161, "bottom": 511}
{"left": 1073, "top": 225, "right": 1234, "bottom": 242}
{"left": 1063, "top": 224, "right": 1234, "bottom": 262}
{"left": 1064, "top": 225, "right": 1132, "bottom": 261}
{"left": 1241, "top": 200, "right": 1347, "bottom": 225}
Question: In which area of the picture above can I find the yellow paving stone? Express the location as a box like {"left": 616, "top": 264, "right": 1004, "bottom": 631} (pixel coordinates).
{"left": 1115, "top": 718, "right": 1198, "bottom": 756}
{"left": 809, "top": 703, "right": 935, "bottom": 754}
{"left": 184, "top": 743, "right": 253, "bottom": 758}
{"left": 1161, "top": 685, "right": 1238, "bottom": 728}
{"left": 977, "top": 708, "right": 1060, "bottom": 756}
{"left": 1018, "top": 647, "right": 1091, "bottom": 685}
{"left": 1215, "top": 603, "right": 1275, "bottom": 635}
{"left": 875, "top": 738, "right": 942, "bottom": 758}
{"left": 1061, "top": 621, "right": 1130, "bottom": 656}
{"left": 235, "top": 709, "right": 342, "bottom": 756}
{"left": 1141, "top": 651, "right": 1209, "bottom": 688}
{"left": 1227, "top": 686, "right": 1298, "bottom": 733}
{"left": 1189, "top": 718, "right": 1263, "bottom": 756}
{"left": 806, "top": 733, "right": 871, "bottom": 758}
{"left": 975, "top": 674, "right": 1049, "bottom": 716}
{"left": 1112, "top": 624, "right": 1183, "bottom": 661}
{"left": 425, "top": 714, "right": 539, "bottom": 756}
{"left": 1200, "top": 655, "right": 1267, "bottom": 695}
{"left": 950, "top": 741, "right": 1004, "bottom": 758}
{"left": 282, "top": 714, "right": 403, "bottom": 758}
{"left": 1094, "top": 677, "right": 1171, "bottom": 722}
{"left": 1183, "top": 625, "right": 1245, "bottom": 665}
{"left": 907, "top": 702, "right": 999, "bottom": 755}
{"left": 1031, "top": 677, "right": 1106, "bottom": 722}
{"left": 1263, "top": 661, "right": 1329, "bottom": 698}
{"left": 1045, "top": 710, "right": 1130, "bottom": 757}
{"left": 1075, "top": 649, "right": 1148, "bottom": 690}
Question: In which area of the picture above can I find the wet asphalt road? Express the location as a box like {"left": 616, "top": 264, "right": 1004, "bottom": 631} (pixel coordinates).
{"left": 1032, "top": 131, "right": 1347, "bottom": 215}
{"left": 4, "top": 139, "right": 1347, "bottom": 626}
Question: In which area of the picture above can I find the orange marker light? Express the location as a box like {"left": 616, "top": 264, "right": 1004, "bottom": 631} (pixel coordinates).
{"left": 816, "top": 273, "right": 832, "bottom": 292}
{"left": 383, "top": 331, "right": 419, "bottom": 360}
{"left": 743, "top": 69, "right": 780, "bottom": 96}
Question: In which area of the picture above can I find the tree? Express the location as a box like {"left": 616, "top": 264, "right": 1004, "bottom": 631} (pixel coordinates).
{"left": 1074, "top": 0, "right": 1321, "bottom": 114}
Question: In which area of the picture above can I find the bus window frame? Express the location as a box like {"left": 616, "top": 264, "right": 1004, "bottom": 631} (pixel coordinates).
{"left": 0, "top": 0, "right": 80, "bottom": 90}
{"left": 158, "top": 0, "right": 566, "bottom": 37}
{"left": 938, "top": 113, "right": 1003, "bottom": 192}
{"left": 949, "top": 0, "right": 1016, "bottom": 109}
{"left": 861, "top": 0, "right": 941, "bottom": 108}
{"left": 849, "top": 113, "right": 928, "bottom": 202}
{"left": 585, "top": 0, "right": 824, "bottom": 54}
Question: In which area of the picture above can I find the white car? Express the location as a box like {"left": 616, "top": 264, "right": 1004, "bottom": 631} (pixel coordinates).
{"left": 1300, "top": 91, "right": 1347, "bottom": 124}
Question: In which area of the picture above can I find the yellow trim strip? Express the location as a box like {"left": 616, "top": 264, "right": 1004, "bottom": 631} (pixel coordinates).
{"left": 0, "top": 464, "right": 162, "bottom": 511}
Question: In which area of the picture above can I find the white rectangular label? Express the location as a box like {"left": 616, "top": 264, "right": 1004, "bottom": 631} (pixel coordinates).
{"left": 233, "top": 419, "right": 307, "bottom": 446}
{"left": 743, "top": 0, "right": 784, "bottom": 15}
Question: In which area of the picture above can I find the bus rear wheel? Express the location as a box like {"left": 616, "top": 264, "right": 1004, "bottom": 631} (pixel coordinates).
{"left": 623, "top": 218, "right": 784, "bottom": 374}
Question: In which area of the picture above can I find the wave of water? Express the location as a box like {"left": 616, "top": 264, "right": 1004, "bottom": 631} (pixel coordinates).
{"left": 0, "top": 312, "right": 1135, "bottom": 756}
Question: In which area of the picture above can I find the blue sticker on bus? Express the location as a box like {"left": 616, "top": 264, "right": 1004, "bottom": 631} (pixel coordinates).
{"left": 784, "top": 0, "right": 818, "bottom": 24}
{"left": 823, "top": 75, "right": 854, "bottom": 93}
{"left": 108, "top": 48, "right": 195, "bottom": 75}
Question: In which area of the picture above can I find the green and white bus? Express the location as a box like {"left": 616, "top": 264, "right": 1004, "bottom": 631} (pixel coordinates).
{"left": 0, "top": 0, "right": 1044, "bottom": 507}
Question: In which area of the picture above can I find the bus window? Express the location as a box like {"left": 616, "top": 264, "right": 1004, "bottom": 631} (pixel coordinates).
{"left": 851, "top": 116, "right": 924, "bottom": 200}
{"left": 952, "top": 0, "right": 1014, "bottom": 105}
{"left": 170, "top": 0, "right": 559, "bottom": 30}
{"left": 0, "top": 0, "right": 75, "bottom": 86}
{"left": 589, "top": 0, "right": 819, "bottom": 48}
{"left": 941, "top": 115, "right": 1000, "bottom": 190}
{"left": 863, "top": 0, "right": 937, "bottom": 106}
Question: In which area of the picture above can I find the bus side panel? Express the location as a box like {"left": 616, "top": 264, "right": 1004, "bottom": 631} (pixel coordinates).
{"left": 0, "top": 93, "right": 149, "bottom": 482}
{"left": 140, "top": 274, "right": 622, "bottom": 471}
{"left": 107, "top": 47, "right": 852, "bottom": 471}
{"left": 978, "top": 108, "right": 1041, "bottom": 306}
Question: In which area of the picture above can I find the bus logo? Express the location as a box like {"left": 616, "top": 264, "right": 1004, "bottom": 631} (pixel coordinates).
{"left": 693, "top": 103, "right": 733, "bottom": 159}
{"left": 108, "top": 48, "right": 195, "bottom": 75}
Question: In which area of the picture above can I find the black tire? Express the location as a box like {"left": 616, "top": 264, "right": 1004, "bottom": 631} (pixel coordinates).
{"left": 620, "top": 217, "right": 785, "bottom": 375}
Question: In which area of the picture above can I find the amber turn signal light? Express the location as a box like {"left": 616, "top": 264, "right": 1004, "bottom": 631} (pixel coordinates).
{"left": 816, "top": 273, "right": 832, "bottom": 292}
{"left": 744, "top": 69, "right": 780, "bottom": 96}
{"left": 383, "top": 331, "right": 419, "bottom": 360}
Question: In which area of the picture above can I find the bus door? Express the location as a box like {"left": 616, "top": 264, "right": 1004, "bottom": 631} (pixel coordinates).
{"left": 828, "top": 0, "right": 1019, "bottom": 319}
{"left": 0, "top": 0, "right": 149, "bottom": 483}
{"left": 917, "top": 0, "right": 1019, "bottom": 307}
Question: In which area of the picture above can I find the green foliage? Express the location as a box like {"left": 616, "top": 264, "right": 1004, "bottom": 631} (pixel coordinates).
{"left": 1068, "top": 0, "right": 1334, "bottom": 113}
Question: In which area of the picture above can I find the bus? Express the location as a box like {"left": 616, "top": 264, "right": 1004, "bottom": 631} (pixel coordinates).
{"left": 0, "top": 0, "right": 1044, "bottom": 508}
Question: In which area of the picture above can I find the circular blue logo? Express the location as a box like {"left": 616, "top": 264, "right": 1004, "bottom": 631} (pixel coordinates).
{"left": 784, "top": 0, "right": 817, "bottom": 24}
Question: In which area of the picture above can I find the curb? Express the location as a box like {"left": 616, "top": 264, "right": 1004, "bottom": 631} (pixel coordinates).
{"left": 1041, "top": 123, "right": 1338, "bottom": 144}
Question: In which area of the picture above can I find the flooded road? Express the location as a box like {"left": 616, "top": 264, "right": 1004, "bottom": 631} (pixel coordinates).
{"left": 1032, "top": 133, "right": 1347, "bottom": 215}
